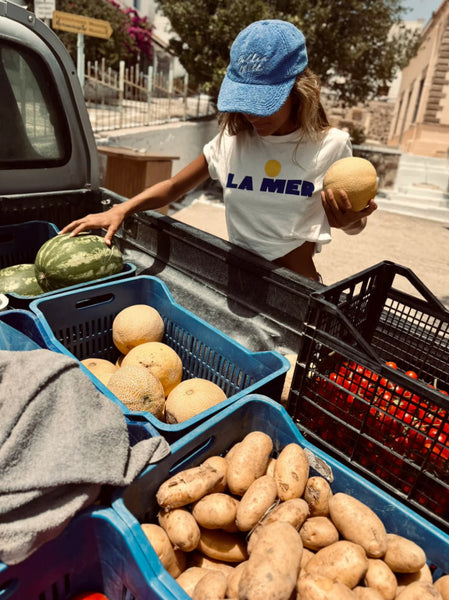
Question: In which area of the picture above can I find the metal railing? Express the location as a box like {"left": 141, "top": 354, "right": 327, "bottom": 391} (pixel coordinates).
{"left": 84, "top": 58, "right": 214, "bottom": 133}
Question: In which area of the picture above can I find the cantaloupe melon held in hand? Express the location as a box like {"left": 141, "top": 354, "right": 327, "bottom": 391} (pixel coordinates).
{"left": 323, "top": 156, "right": 378, "bottom": 212}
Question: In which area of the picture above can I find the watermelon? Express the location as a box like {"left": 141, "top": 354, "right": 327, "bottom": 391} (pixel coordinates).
{"left": 34, "top": 233, "right": 124, "bottom": 292}
{"left": 0, "top": 263, "right": 45, "bottom": 296}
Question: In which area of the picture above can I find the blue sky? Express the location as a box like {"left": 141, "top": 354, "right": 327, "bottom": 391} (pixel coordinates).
{"left": 402, "top": 0, "right": 444, "bottom": 22}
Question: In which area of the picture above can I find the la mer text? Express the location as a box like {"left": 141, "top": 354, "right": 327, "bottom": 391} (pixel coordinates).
{"left": 226, "top": 173, "right": 315, "bottom": 197}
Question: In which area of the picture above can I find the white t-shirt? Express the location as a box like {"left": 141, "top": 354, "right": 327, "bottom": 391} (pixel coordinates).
{"left": 203, "top": 127, "right": 352, "bottom": 261}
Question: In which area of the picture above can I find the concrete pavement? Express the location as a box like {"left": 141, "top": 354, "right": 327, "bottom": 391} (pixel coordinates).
{"left": 171, "top": 194, "right": 449, "bottom": 308}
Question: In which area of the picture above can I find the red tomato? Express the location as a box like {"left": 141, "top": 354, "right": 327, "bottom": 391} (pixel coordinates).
{"left": 70, "top": 594, "right": 109, "bottom": 600}
{"left": 385, "top": 361, "right": 398, "bottom": 369}
{"left": 378, "top": 377, "right": 395, "bottom": 392}
{"left": 405, "top": 370, "right": 418, "bottom": 379}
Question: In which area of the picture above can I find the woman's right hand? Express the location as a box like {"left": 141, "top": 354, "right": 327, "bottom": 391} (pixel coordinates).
{"left": 59, "top": 205, "right": 127, "bottom": 246}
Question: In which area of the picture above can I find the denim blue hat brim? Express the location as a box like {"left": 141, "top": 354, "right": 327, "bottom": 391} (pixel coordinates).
{"left": 217, "top": 73, "right": 296, "bottom": 117}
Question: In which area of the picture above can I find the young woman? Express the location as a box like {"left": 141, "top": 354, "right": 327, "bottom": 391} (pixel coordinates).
{"left": 61, "top": 19, "right": 377, "bottom": 281}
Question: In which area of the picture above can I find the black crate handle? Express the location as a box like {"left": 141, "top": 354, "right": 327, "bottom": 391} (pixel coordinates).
{"left": 305, "top": 295, "right": 381, "bottom": 362}
{"left": 314, "top": 261, "right": 447, "bottom": 314}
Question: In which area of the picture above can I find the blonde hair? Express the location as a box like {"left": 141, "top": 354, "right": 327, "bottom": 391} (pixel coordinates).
{"left": 218, "top": 68, "right": 330, "bottom": 142}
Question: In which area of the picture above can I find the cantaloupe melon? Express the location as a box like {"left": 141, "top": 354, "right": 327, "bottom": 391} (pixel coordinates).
{"left": 121, "top": 341, "right": 183, "bottom": 397}
{"left": 107, "top": 363, "right": 165, "bottom": 419}
{"left": 81, "top": 357, "right": 119, "bottom": 387}
{"left": 112, "top": 304, "right": 165, "bottom": 355}
{"left": 165, "top": 378, "right": 227, "bottom": 424}
{"left": 323, "top": 156, "right": 377, "bottom": 212}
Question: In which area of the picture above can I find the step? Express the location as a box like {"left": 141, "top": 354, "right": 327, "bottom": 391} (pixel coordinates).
{"left": 394, "top": 186, "right": 449, "bottom": 203}
{"left": 376, "top": 192, "right": 449, "bottom": 223}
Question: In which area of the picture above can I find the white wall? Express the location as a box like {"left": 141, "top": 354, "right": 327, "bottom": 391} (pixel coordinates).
{"left": 97, "top": 118, "right": 219, "bottom": 176}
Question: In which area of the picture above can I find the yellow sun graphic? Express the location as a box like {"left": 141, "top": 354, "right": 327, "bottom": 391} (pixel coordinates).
{"left": 265, "top": 160, "right": 282, "bottom": 178}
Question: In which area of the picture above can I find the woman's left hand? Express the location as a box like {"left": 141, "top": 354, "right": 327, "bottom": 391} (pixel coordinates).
{"left": 321, "top": 188, "right": 377, "bottom": 234}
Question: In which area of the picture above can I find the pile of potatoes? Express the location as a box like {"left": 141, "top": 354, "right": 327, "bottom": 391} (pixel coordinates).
{"left": 140, "top": 431, "right": 449, "bottom": 600}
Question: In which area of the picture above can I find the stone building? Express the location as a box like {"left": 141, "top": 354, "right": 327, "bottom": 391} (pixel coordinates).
{"left": 322, "top": 94, "right": 396, "bottom": 145}
{"left": 388, "top": 0, "right": 449, "bottom": 157}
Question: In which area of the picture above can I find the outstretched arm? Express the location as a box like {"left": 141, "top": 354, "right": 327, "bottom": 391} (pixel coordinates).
{"left": 321, "top": 188, "right": 377, "bottom": 235}
{"left": 60, "top": 154, "right": 211, "bottom": 245}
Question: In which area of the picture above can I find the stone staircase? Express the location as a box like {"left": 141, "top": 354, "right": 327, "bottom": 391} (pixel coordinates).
{"left": 376, "top": 153, "right": 449, "bottom": 223}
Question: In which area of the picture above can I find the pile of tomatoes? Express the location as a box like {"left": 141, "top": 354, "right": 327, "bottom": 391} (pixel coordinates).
{"left": 306, "top": 358, "right": 449, "bottom": 518}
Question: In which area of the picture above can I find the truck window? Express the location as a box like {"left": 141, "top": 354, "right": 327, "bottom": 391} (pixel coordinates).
{"left": 0, "top": 41, "right": 71, "bottom": 168}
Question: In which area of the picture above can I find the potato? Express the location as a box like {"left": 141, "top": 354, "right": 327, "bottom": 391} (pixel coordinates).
{"left": 266, "top": 457, "right": 277, "bottom": 477}
{"left": 203, "top": 455, "right": 228, "bottom": 492}
{"left": 173, "top": 548, "right": 187, "bottom": 575}
{"left": 226, "top": 560, "right": 248, "bottom": 598}
{"left": 353, "top": 586, "right": 384, "bottom": 600}
{"left": 305, "top": 540, "right": 369, "bottom": 589}
{"left": 176, "top": 567, "right": 213, "bottom": 596}
{"left": 299, "top": 516, "right": 339, "bottom": 551}
{"left": 328, "top": 493, "right": 387, "bottom": 558}
{"left": 140, "top": 523, "right": 184, "bottom": 578}
{"left": 435, "top": 575, "right": 449, "bottom": 600}
{"left": 240, "top": 522, "right": 303, "bottom": 599}
{"left": 261, "top": 497, "right": 309, "bottom": 530}
{"left": 296, "top": 573, "right": 357, "bottom": 600}
{"left": 303, "top": 476, "right": 333, "bottom": 516}
{"left": 239, "top": 556, "right": 293, "bottom": 600}
{"left": 192, "top": 493, "right": 238, "bottom": 530}
{"left": 192, "top": 569, "right": 227, "bottom": 600}
{"left": 225, "top": 441, "right": 242, "bottom": 463}
{"left": 188, "top": 551, "right": 235, "bottom": 576}
{"left": 396, "top": 581, "right": 443, "bottom": 600}
{"left": 198, "top": 528, "right": 248, "bottom": 563}
{"left": 236, "top": 475, "right": 277, "bottom": 532}
{"left": 396, "top": 564, "right": 433, "bottom": 587}
{"left": 364, "top": 558, "right": 397, "bottom": 600}
{"left": 157, "top": 507, "right": 201, "bottom": 552}
{"left": 383, "top": 534, "right": 426, "bottom": 574}
{"left": 156, "top": 462, "right": 225, "bottom": 509}
{"left": 274, "top": 443, "right": 309, "bottom": 500}
{"left": 299, "top": 547, "right": 316, "bottom": 573}
{"left": 221, "top": 517, "right": 240, "bottom": 533}
{"left": 226, "top": 431, "right": 273, "bottom": 496}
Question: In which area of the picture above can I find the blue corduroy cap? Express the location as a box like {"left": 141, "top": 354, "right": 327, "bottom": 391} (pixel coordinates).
{"left": 217, "top": 20, "right": 308, "bottom": 117}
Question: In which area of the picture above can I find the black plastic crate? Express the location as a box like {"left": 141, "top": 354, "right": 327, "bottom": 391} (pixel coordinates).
{"left": 287, "top": 261, "right": 449, "bottom": 533}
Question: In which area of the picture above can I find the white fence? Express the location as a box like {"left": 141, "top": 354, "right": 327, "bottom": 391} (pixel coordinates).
{"left": 84, "top": 58, "right": 214, "bottom": 133}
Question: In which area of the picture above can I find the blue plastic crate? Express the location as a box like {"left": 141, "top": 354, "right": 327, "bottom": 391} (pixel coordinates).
{"left": 0, "top": 309, "right": 160, "bottom": 441}
{"left": 111, "top": 395, "right": 449, "bottom": 600}
{"left": 0, "top": 221, "right": 59, "bottom": 268}
{"left": 0, "top": 220, "right": 137, "bottom": 308}
{"left": 0, "top": 309, "right": 59, "bottom": 350}
{"left": 29, "top": 275, "right": 290, "bottom": 443}
{"left": 0, "top": 507, "right": 181, "bottom": 600}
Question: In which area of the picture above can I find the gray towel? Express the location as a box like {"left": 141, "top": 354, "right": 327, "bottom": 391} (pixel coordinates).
{"left": 0, "top": 348, "right": 170, "bottom": 565}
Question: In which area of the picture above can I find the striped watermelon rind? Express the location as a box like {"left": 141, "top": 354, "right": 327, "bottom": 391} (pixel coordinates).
{"left": 0, "top": 263, "right": 45, "bottom": 297}
{"left": 34, "top": 233, "right": 124, "bottom": 292}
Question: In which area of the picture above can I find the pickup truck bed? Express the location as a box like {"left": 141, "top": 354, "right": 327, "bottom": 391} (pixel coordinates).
{"left": 0, "top": 185, "right": 318, "bottom": 356}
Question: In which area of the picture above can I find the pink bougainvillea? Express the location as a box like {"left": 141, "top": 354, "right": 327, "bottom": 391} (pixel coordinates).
{"left": 106, "top": 0, "right": 153, "bottom": 62}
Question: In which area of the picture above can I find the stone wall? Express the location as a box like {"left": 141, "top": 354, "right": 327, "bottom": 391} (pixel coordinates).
{"left": 353, "top": 145, "right": 402, "bottom": 189}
